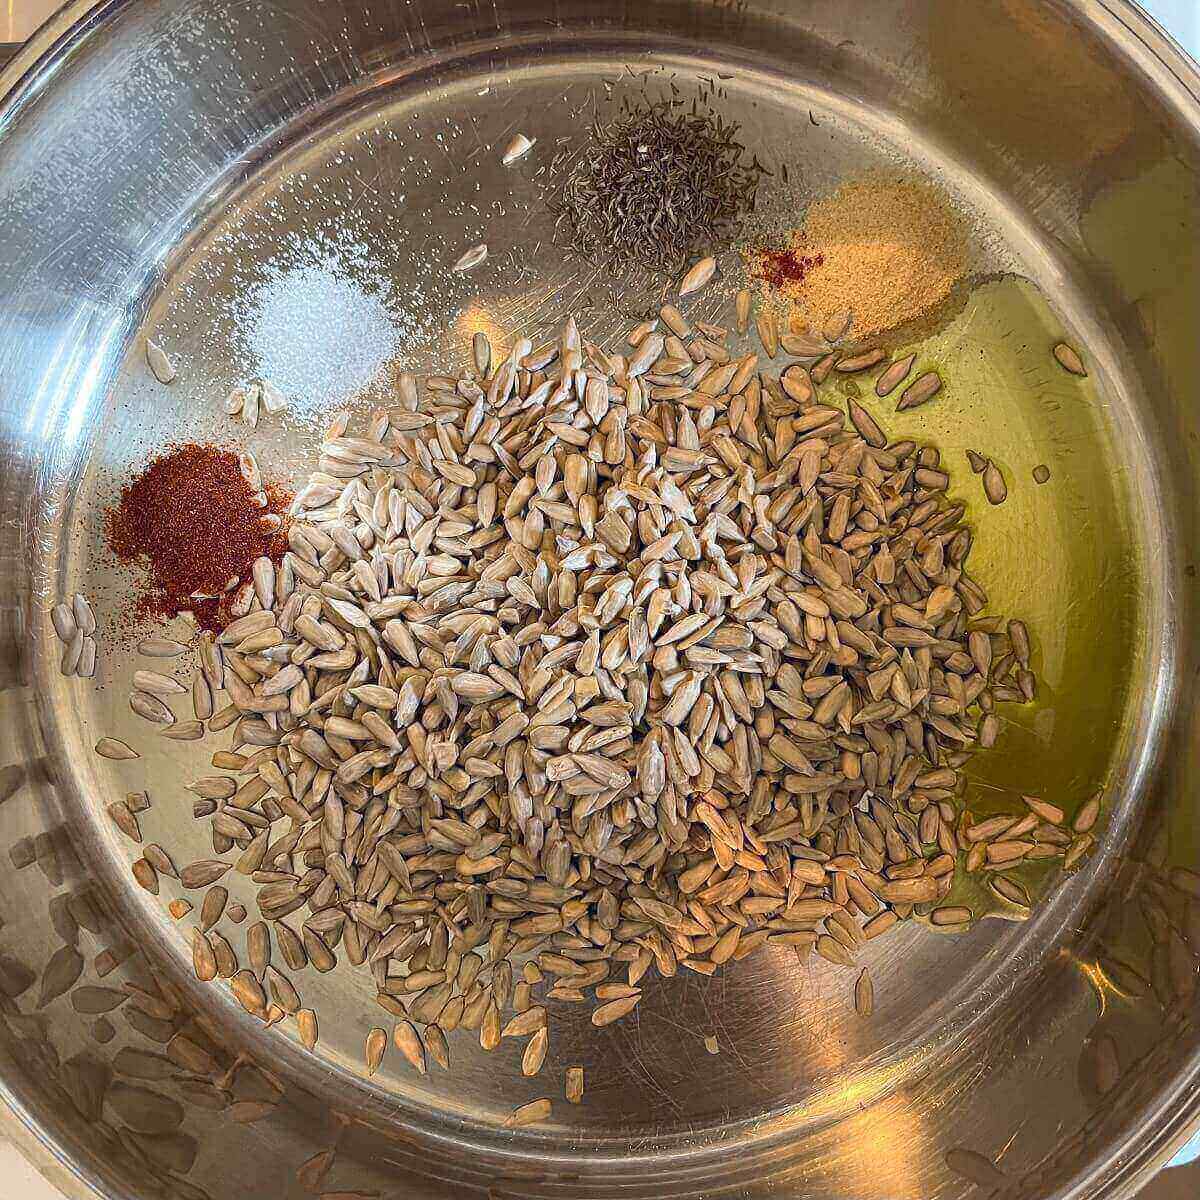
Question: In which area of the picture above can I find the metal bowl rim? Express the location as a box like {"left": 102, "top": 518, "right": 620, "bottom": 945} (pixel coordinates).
{"left": 2, "top": 2, "right": 1200, "bottom": 1197}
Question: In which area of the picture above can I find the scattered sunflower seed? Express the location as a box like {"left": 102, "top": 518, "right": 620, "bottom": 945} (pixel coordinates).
{"left": 259, "top": 378, "right": 288, "bottom": 414}
{"left": 854, "top": 970, "right": 874, "bottom": 1016}
{"left": 506, "top": 1097, "right": 552, "bottom": 1127}
{"left": 896, "top": 371, "right": 942, "bottom": 411}
{"left": 146, "top": 340, "right": 177, "bottom": 384}
{"left": 452, "top": 244, "right": 488, "bottom": 273}
{"left": 875, "top": 353, "right": 916, "bottom": 397}
{"left": 1053, "top": 342, "right": 1087, "bottom": 376}
{"left": 137, "top": 636, "right": 188, "bottom": 658}
{"left": 931, "top": 906, "right": 972, "bottom": 927}
{"left": 735, "top": 289, "right": 751, "bottom": 334}
{"left": 982, "top": 460, "right": 1008, "bottom": 505}
{"left": 501, "top": 133, "right": 536, "bottom": 165}
{"left": 678, "top": 256, "right": 716, "bottom": 297}
{"left": 96, "top": 737, "right": 139, "bottom": 761}
{"left": 1073, "top": 793, "right": 1102, "bottom": 834}
{"left": 365, "top": 1027, "right": 387, "bottom": 1075}
{"left": 521, "top": 1027, "right": 549, "bottom": 1076}
{"left": 51, "top": 602, "right": 77, "bottom": 642}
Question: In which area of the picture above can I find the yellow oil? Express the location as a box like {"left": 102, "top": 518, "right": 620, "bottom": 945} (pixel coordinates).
{"left": 858, "top": 276, "right": 1144, "bottom": 916}
{"left": 1080, "top": 155, "right": 1200, "bottom": 871}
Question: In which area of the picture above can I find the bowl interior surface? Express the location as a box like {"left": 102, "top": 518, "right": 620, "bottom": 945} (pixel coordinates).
{"left": 1, "top": 2, "right": 1198, "bottom": 1199}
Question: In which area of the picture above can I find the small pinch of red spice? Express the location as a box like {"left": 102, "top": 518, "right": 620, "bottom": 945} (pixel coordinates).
{"left": 107, "top": 443, "right": 290, "bottom": 633}
{"left": 752, "top": 244, "right": 825, "bottom": 289}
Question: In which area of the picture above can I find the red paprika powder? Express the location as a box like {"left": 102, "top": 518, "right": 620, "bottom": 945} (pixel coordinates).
{"left": 751, "top": 244, "right": 824, "bottom": 289}
{"left": 107, "top": 444, "right": 290, "bottom": 633}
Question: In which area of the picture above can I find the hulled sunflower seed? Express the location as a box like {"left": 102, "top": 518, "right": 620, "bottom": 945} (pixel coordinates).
{"left": 1053, "top": 342, "right": 1086, "bottom": 376}
{"left": 394, "top": 1020, "right": 427, "bottom": 1073}
{"left": 453, "top": 244, "right": 488, "bottom": 272}
{"left": 506, "top": 1098, "right": 552, "bottom": 1127}
{"left": 146, "top": 340, "right": 177, "bottom": 384}
{"left": 982, "top": 461, "right": 1007, "bottom": 505}
{"left": 854, "top": 969, "right": 874, "bottom": 1016}
{"left": 896, "top": 371, "right": 942, "bottom": 411}
{"left": 365, "top": 1027, "right": 388, "bottom": 1075}
{"left": 875, "top": 353, "right": 916, "bottom": 397}
{"left": 96, "top": 738, "right": 139, "bottom": 760}
{"left": 678, "top": 256, "right": 716, "bottom": 296}
{"left": 502, "top": 133, "right": 535, "bottom": 165}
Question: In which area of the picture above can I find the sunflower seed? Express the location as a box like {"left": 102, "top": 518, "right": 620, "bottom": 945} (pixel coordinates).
{"left": 502, "top": 133, "right": 536, "bottom": 164}
{"left": 735, "top": 289, "right": 751, "bottom": 334}
{"left": 853, "top": 969, "right": 874, "bottom": 1016}
{"left": 130, "top": 859, "right": 159, "bottom": 894}
{"left": 521, "top": 1027, "right": 549, "bottom": 1076}
{"left": 130, "top": 690, "right": 174, "bottom": 724}
{"left": 96, "top": 738, "right": 139, "bottom": 760}
{"left": 678, "top": 256, "right": 716, "bottom": 296}
{"left": 393, "top": 1020, "right": 427, "bottom": 1073}
{"left": 259, "top": 378, "right": 288, "bottom": 413}
{"left": 107, "top": 801, "right": 141, "bottom": 842}
{"left": 896, "top": 371, "right": 942, "bottom": 411}
{"left": 988, "top": 876, "right": 1030, "bottom": 907}
{"left": 230, "top": 970, "right": 268, "bottom": 1018}
{"left": 453, "top": 244, "right": 488, "bottom": 272}
{"left": 192, "top": 931, "right": 218, "bottom": 982}
{"left": 506, "top": 1097, "right": 552, "bottom": 1127}
{"left": 875, "top": 353, "right": 916, "bottom": 397}
{"left": 1053, "top": 342, "right": 1086, "bottom": 376}
{"left": 200, "top": 886, "right": 228, "bottom": 931}
{"left": 591, "top": 995, "right": 640, "bottom": 1026}
{"left": 756, "top": 311, "right": 778, "bottom": 357}
{"left": 1073, "top": 793, "right": 1102, "bottom": 834}
{"left": 247, "top": 923, "right": 272, "bottom": 975}
{"left": 61, "top": 630, "right": 83, "bottom": 675}
{"left": 146, "top": 340, "right": 177, "bottom": 384}
{"left": 180, "top": 860, "right": 229, "bottom": 889}
{"left": 982, "top": 461, "right": 1007, "bottom": 505}
{"left": 835, "top": 348, "right": 886, "bottom": 373}
{"left": 52, "top": 602, "right": 78, "bottom": 641}
{"left": 79, "top": 636, "right": 97, "bottom": 677}
{"left": 143, "top": 844, "right": 176, "bottom": 877}
{"left": 365, "top": 1027, "right": 388, "bottom": 1074}
{"left": 931, "top": 906, "right": 972, "bottom": 926}
{"left": 823, "top": 310, "right": 852, "bottom": 342}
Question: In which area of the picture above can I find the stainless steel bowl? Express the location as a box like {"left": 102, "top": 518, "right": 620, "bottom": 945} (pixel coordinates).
{"left": 2, "top": 1, "right": 1200, "bottom": 1197}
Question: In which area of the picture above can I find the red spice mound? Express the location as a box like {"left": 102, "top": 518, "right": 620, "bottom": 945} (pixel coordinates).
{"left": 750, "top": 243, "right": 824, "bottom": 288}
{"left": 107, "top": 444, "right": 290, "bottom": 633}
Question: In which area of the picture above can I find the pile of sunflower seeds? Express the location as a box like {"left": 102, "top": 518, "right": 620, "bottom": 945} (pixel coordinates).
{"left": 105, "top": 260, "right": 1094, "bottom": 1124}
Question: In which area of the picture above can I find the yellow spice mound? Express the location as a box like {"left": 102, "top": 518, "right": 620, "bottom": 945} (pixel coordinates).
{"left": 771, "top": 175, "right": 968, "bottom": 340}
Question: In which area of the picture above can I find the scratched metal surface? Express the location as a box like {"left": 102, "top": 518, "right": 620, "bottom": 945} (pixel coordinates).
{"left": 1, "top": 2, "right": 1200, "bottom": 1199}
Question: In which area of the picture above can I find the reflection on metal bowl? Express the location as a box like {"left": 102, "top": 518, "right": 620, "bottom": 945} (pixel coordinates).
{"left": 0, "top": 1, "right": 1199, "bottom": 1198}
